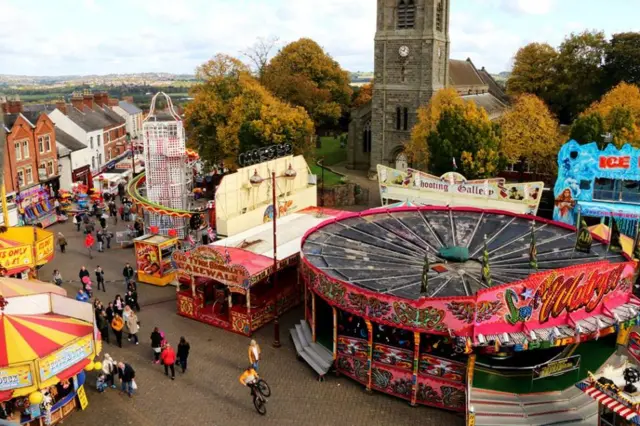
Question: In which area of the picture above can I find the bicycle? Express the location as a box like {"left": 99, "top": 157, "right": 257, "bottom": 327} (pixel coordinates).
{"left": 249, "top": 378, "right": 271, "bottom": 415}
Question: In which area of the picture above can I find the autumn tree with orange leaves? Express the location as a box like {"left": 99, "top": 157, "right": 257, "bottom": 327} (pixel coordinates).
{"left": 184, "top": 54, "right": 314, "bottom": 169}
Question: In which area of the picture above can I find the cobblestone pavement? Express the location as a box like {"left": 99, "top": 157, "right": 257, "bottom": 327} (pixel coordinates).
{"left": 41, "top": 218, "right": 463, "bottom": 426}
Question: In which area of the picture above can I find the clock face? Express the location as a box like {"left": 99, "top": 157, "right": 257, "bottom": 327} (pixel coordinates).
{"left": 398, "top": 45, "right": 409, "bottom": 58}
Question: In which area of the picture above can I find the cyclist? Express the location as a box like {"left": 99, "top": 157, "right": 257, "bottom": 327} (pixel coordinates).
{"left": 239, "top": 366, "right": 259, "bottom": 394}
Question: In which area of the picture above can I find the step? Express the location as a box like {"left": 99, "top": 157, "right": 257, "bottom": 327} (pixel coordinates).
{"left": 295, "top": 324, "right": 310, "bottom": 348}
{"left": 525, "top": 393, "right": 594, "bottom": 416}
{"left": 299, "top": 349, "right": 330, "bottom": 376}
{"left": 473, "top": 402, "right": 525, "bottom": 416}
{"left": 303, "top": 345, "right": 332, "bottom": 371}
{"left": 301, "top": 320, "right": 313, "bottom": 343}
{"left": 475, "top": 414, "right": 532, "bottom": 425}
{"left": 308, "top": 342, "right": 333, "bottom": 365}
{"left": 290, "top": 328, "right": 304, "bottom": 355}
{"left": 471, "top": 389, "right": 521, "bottom": 405}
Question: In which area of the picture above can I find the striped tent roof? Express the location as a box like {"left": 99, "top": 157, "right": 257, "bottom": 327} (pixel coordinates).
{"left": 0, "top": 278, "right": 66, "bottom": 298}
{"left": 588, "top": 223, "right": 634, "bottom": 257}
{"left": 0, "top": 314, "right": 93, "bottom": 367}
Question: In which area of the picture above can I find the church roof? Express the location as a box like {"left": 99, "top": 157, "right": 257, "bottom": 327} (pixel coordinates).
{"left": 461, "top": 93, "right": 507, "bottom": 120}
{"left": 477, "top": 67, "right": 510, "bottom": 104}
{"left": 449, "top": 59, "right": 486, "bottom": 88}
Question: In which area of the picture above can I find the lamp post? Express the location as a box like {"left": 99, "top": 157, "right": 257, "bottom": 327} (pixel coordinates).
{"left": 272, "top": 171, "right": 281, "bottom": 348}
{"left": 128, "top": 133, "right": 135, "bottom": 175}
{"left": 319, "top": 157, "right": 325, "bottom": 214}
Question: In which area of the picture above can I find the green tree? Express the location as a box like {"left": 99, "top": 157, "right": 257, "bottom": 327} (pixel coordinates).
{"left": 262, "top": 38, "right": 352, "bottom": 132}
{"left": 506, "top": 43, "right": 558, "bottom": 104}
{"left": 570, "top": 112, "right": 605, "bottom": 146}
{"left": 184, "top": 54, "right": 314, "bottom": 169}
{"left": 584, "top": 82, "right": 640, "bottom": 147}
{"left": 604, "top": 32, "right": 640, "bottom": 88}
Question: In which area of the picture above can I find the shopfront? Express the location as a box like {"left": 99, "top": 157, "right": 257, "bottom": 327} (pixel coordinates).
{"left": 71, "top": 165, "right": 92, "bottom": 189}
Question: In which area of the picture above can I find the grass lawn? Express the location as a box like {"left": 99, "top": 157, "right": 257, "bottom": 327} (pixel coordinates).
{"left": 472, "top": 335, "right": 617, "bottom": 394}
{"left": 309, "top": 163, "right": 344, "bottom": 187}
{"left": 316, "top": 135, "right": 347, "bottom": 166}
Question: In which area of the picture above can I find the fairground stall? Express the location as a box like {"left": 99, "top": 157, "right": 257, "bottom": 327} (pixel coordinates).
{"left": 175, "top": 207, "right": 343, "bottom": 336}
{"left": 134, "top": 234, "right": 178, "bottom": 286}
{"left": 0, "top": 227, "right": 54, "bottom": 280}
{"left": 0, "top": 278, "right": 102, "bottom": 425}
{"left": 17, "top": 186, "right": 59, "bottom": 228}
{"left": 377, "top": 165, "right": 544, "bottom": 215}
{"left": 299, "top": 206, "right": 639, "bottom": 425}
{"left": 554, "top": 141, "right": 640, "bottom": 234}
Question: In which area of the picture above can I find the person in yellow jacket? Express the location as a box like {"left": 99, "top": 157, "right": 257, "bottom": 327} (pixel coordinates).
{"left": 248, "top": 339, "right": 261, "bottom": 371}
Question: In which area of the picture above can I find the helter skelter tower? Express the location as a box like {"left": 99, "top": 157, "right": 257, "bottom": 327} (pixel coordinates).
{"left": 142, "top": 92, "right": 193, "bottom": 238}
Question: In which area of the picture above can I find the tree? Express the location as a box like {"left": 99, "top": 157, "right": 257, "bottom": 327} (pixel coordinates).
{"left": 241, "top": 36, "right": 280, "bottom": 80}
{"left": 352, "top": 83, "right": 373, "bottom": 109}
{"left": 262, "top": 38, "right": 352, "bottom": 132}
{"left": 407, "top": 88, "right": 467, "bottom": 167}
{"left": 570, "top": 112, "right": 605, "bottom": 146}
{"left": 584, "top": 82, "right": 640, "bottom": 147}
{"left": 604, "top": 32, "right": 640, "bottom": 88}
{"left": 554, "top": 31, "right": 608, "bottom": 122}
{"left": 499, "top": 94, "right": 560, "bottom": 172}
{"left": 184, "top": 54, "right": 314, "bottom": 169}
{"left": 506, "top": 43, "right": 558, "bottom": 102}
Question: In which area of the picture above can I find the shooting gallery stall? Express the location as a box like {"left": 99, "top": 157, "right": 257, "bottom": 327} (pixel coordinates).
{"left": 377, "top": 165, "right": 544, "bottom": 215}
{"left": 134, "top": 234, "right": 178, "bottom": 286}
{"left": 0, "top": 279, "right": 101, "bottom": 425}
{"left": 0, "top": 227, "right": 54, "bottom": 279}
{"left": 214, "top": 154, "right": 317, "bottom": 237}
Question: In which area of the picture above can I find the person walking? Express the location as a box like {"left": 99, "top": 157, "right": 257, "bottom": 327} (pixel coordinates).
{"left": 57, "top": 232, "right": 67, "bottom": 253}
{"left": 75, "top": 289, "right": 89, "bottom": 302}
{"left": 85, "top": 232, "right": 95, "bottom": 259}
{"left": 52, "top": 270, "right": 63, "bottom": 286}
{"left": 125, "top": 289, "right": 140, "bottom": 312}
{"left": 123, "top": 263, "right": 135, "bottom": 288}
{"left": 95, "top": 266, "right": 106, "bottom": 292}
{"left": 96, "top": 230, "right": 104, "bottom": 253}
{"left": 150, "top": 327, "right": 163, "bottom": 364}
{"left": 85, "top": 220, "right": 95, "bottom": 235}
{"left": 117, "top": 362, "right": 136, "bottom": 398}
{"left": 105, "top": 302, "right": 115, "bottom": 324}
{"left": 161, "top": 343, "right": 176, "bottom": 380}
{"left": 97, "top": 310, "right": 110, "bottom": 344}
{"left": 248, "top": 339, "right": 261, "bottom": 371}
{"left": 79, "top": 266, "right": 90, "bottom": 289}
{"left": 111, "top": 314, "right": 124, "bottom": 348}
{"left": 114, "top": 295, "right": 124, "bottom": 317}
{"left": 177, "top": 337, "right": 190, "bottom": 373}
{"left": 99, "top": 212, "right": 107, "bottom": 230}
{"left": 105, "top": 229, "right": 113, "bottom": 249}
{"left": 74, "top": 213, "right": 83, "bottom": 232}
{"left": 102, "top": 354, "right": 117, "bottom": 389}
{"left": 125, "top": 308, "right": 140, "bottom": 345}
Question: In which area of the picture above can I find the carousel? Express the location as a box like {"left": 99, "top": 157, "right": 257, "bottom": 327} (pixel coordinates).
{"left": 0, "top": 278, "right": 101, "bottom": 425}
{"left": 299, "top": 206, "right": 639, "bottom": 424}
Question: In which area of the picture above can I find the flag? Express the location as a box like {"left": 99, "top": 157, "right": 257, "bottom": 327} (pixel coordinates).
{"left": 481, "top": 234, "right": 493, "bottom": 287}
{"left": 452, "top": 157, "right": 457, "bottom": 170}
{"left": 420, "top": 252, "right": 429, "bottom": 296}
{"left": 608, "top": 216, "right": 623, "bottom": 253}
{"left": 575, "top": 219, "right": 593, "bottom": 254}
{"left": 529, "top": 222, "right": 538, "bottom": 271}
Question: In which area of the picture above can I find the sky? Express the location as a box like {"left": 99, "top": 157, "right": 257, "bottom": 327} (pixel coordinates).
{"left": 0, "top": 0, "right": 638, "bottom": 76}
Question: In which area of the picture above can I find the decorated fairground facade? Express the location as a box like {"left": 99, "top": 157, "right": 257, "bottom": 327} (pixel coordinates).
{"left": 554, "top": 140, "right": 640, "bottom": 236}
{"left": 299, "top": 205, "right": 640, "bottom": 425}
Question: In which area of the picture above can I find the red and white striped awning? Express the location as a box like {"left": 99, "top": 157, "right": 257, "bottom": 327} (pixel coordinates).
{"left": 585, "top": 386, "right": 639, "bottom": 422}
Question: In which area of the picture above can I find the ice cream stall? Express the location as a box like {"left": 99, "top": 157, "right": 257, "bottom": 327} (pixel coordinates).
{"left": 134, "top": 234, "right": 178, "bottom": 286}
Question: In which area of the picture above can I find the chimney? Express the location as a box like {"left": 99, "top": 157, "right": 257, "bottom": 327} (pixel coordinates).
{"left": 82, "top": 89, "right": 94, "bottom": 110}
{"left": 71, "top": 91, "right": 84, "bottom": 111}
{"left": 123, "top": 96, "right": 134, "bottom": 104}
{"left": 4, "top": 98, "right": 23, "bottom": 114}
{"left": 94, "top": 91, "right": 109, "bottom": 107}
{"left": 108, "top": 98, "right": 119, "bottom": 107}
{"left": 55, "top": 99, "right": 67, "bottom": 115}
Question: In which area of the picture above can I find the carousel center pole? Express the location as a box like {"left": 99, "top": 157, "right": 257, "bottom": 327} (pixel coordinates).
{"left": 272, "top": 171, "right": 281, "bottom": 348}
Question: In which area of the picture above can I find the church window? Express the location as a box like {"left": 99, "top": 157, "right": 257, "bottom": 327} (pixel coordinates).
{"left": 362, "top": 121, "right": 372, "bottom": 153}
{"left": 397, "top": 0, "right": 416, "bottom": 29}
{"left": 401, "top": 65, "right": 406, "bottom": 83}
{"left": 396, "top": 107, "right": 402, "bottom": 130}
{"left": 436, "top": 1, "right": 445, "bottom": 32}
{"left": 403, "top": 108, "right": 409, "bottom": 130}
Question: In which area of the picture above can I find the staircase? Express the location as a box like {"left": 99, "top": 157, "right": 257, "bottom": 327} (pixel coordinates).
{"left": 472, "top": 386, "right": 598, "bottom": 425}
{"left": 289, "top": 320, "right": 333, "bottom": 380}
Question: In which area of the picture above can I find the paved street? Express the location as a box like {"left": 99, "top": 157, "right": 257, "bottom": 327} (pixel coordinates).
{"left": 41, "top": 218, "right": 463, "bottom": 426}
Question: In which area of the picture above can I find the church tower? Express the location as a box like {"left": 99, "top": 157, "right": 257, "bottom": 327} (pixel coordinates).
{"left": 369, "top": 0, "right": 450, "bottom": 174}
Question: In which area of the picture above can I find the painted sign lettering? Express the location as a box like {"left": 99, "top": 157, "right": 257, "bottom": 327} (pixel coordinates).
{"left": 172, "top": 246, "right": 251, "bottom": 288}
{"left": 599, "top": 156, "right": 631, "bottom": 169}
{"left": 238, "top": 143, "right": 293, "bottom": 168}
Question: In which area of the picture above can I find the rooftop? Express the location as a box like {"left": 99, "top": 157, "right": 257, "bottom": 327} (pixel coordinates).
{"left": 55, "top": 127, "right": 86, "bottom": 152}
{"left": 118, "top": 101, "right": 142, "bottom": 115}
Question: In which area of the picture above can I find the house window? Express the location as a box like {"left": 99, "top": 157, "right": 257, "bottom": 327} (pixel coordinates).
{"left": 45, "top": 135, "right": 51, "bottom": 152}
{"left": 397, "top": 0, "right": 416, "bottom": 29}
{"left": 14, "top": 142, "right": 21, "bottom": 161}
{"left": 362, "top": 121, "right": 372, "bottom": 153}
{"left": 90, "top": 137, "right": 94, "bottom": 149}
{"left": 17, "top": 169, "right": 24, "bottom": 187}
{"left": 38, "top": 136, "right": 44, "bottom": 153}
{"left": 47, "top": 161, "right": 54, "bottom": 176}
{"left": 505, "top": 162, "right": 516, "bottom": 172}
{"left": 396, "top": 107, "right": 402, "bottom": 130}
{"left": 98, "top": 154, "right": 102, "bottom": 166}
{"left": 22, "top": 140, "right": 29, "bottom": 159}
{"left": 403, "top": 107, "right": 409, "bottom": 130}
{"left": 25, "top": 167, "right": 33, "bottom": 184}
{"left": 97, "top": 135, "right": 101, "bottom": 147}
{"left": 91, "top": 156, "right": 95, "bottom": 169}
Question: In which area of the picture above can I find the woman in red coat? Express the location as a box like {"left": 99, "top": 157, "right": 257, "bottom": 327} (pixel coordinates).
{"left": 85, "top": 232, "right": 95, "bottom": 259}
{"left": 160, "top": 343, "right": 176, "bottom": 380}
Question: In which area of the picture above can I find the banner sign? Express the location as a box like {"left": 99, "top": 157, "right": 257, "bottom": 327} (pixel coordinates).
{"left": 0, "top": 245, "right": 33, "bottom": 271}
{"left": 172, "top": 246, "right": 251, "bottom": 288}
{"left": 35, "top": 234, "right": 54, "bottom": 264}
{"left": 377, "top": 165, "right": 544, "bottom": 215}
{"left": 0, "top": 364, "right": 33, "bottom": 391}
{"left": 629, "top": 331, "right": 640, "bottom": 364}
{"left": 38, "top": 335, "right": 94, "bottom": 382}
{"left": 533, "top": 355, "right": 580, "bottom": 379}
{"left": 238, "top": 143, "right": 293, "bottom": 168}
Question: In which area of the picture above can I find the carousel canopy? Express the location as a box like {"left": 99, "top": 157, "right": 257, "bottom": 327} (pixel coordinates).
{"left": 0, "top": 313, "right": 93, "bottom": 367}
{"left": 0, "top": 278, "right": 66, "bottom": 298}
{"left": 589, "top": 223, "right": 634, "bottom": 257}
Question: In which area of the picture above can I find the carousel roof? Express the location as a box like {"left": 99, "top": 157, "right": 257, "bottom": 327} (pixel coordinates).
{"left": 0, "top": 313, "right": 93, "bottom": 367}
{"left": 0, "top": 278, "right": 66, "bottom": 297}
{"left": 301, "top": 207, "right": 627, "bottom": 300}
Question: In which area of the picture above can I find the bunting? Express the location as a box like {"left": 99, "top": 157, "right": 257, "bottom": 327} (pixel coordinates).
{"left": 529, "top": 221, "right": 538, "bottom": 271}
{"left": 609, "top": 216, "right": 623, "bottom": 253}
{"left": 420, "top": 252, "right": 429, "bottom": 297}
{"left": 575, "top": 218, "right": 593, "bottom": 254}
{"left": 481, "top": 234, "right": 493, "bottom": 287}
